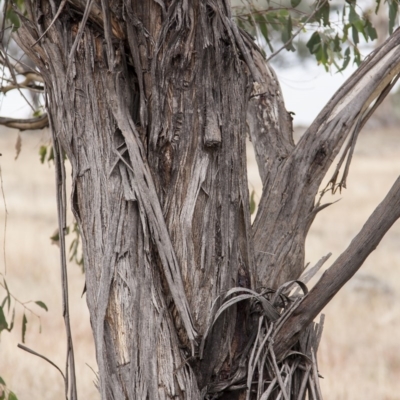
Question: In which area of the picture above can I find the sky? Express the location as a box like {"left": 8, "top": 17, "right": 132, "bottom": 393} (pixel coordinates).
{"left": 275, "top": 59, "right": 357, "bottom": 126}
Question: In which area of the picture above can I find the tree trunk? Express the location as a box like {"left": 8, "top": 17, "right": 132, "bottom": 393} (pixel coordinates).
{"left": 14, "top": 1, "right": 400, "bottom": 399}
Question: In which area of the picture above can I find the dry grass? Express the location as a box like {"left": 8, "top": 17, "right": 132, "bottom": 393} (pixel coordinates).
{"left": 0, "top": 126, "right": 399, "bottom": 399}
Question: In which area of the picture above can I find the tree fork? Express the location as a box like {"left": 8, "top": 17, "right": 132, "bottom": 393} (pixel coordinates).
{"left": 12, "top": 0, "right": 400, "bottom": 399}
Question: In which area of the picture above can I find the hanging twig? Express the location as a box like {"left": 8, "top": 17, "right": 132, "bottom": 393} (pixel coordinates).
{"left": 0, "top": 165, "right": 7, "bottom": 274}
{"left": 17, "top": 344, "right": 66, "bottom": 381}
{"left": 50, "top": 112, "right": 78, "bottom": 400}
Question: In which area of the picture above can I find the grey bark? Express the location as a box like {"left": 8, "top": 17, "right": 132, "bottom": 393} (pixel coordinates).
{"left": 12, "top": 1, "right": 400, "bottom": 399}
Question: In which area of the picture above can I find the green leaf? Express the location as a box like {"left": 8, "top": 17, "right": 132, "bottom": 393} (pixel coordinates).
{"left": 265, "top": 12, "right": 280, "bottom": 32}
{"left": 349, "top": 5, "right": 360, "bottom": 24}
{"left": 388, "top": 0, "right": 398, "bottom": 35}
{"left": 0, "top": 376, "right": 6, "bottom": 385}
{"left": 321, "top": 2, "right": 330, "bottom": 26}
{"left": 39, "top": 146, "right": 47, "bottom": 164}
{"left": 35, "top": 301, "right": 48, "bottom": 312}
{"left": 7, "top": 308, "right": 15, "bottom": 332}
{"left": 291, "top": 0, "right": 301, "bottom": 7}
{"left": 306, "top": 32, "right": 321, "bottom": 54}
{"left": 339, "top": 47, "right": 351, "bottom": 71}
{"left": 342, "top": 23, "right": 349, "bottom": 42}
{"left": 48, "top": 146, "right": 54, "bottom": 162}
{"left": 50, "top": 229, "right": 60, "bottom": 245}
{"left": 351, "top": 25, "right": 359, "bottom": 45}
{"left": 255, "top": 16, "right": 270, "bottom": 46}
{"left": 314, "top": 1, "right": 330, "bottom": 26}
{"left": 2, "top": 278, "right": 11, "bottom": 312}
{"left": 0, "top": 307, "right": 8, "bottom": 333}
{"left": 333, "top": 34, "right": 342, "bottom": 52}
{"left": 375, "top": 0, "right": 382, "bottom": 13}
{"left": 352, "top": 19, "right": 367, "bottom": 41}
{"left": 353, "top": 46, "right": 361, "bottom": 66}
{"left": 282, "top": 16, "right": 295, "bottom": 51}
{"left": 5, "top": 8, "right": 20, "bottom": 31}
{"left": 21, "top": 313, "right": 27, "bottom": 343}
{"left": 250, "top": 191, "right": 256, "bottom": 215}
{"left": 365, "top": 19, "right": 378, "bottom": 40}
{"left": 8, "top": 391, "right": 18, "bottom": 400}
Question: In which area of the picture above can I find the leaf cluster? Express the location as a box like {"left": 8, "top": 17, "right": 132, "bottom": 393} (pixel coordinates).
{"left": 0, "top": 275, "right": 48, "bottom": 342}
{"left": 234, "top": 0, "right": 397, "bottom": 71}
{"left": 0, "top": 275, "right": 48, "bottom": 400}
{"left": 0, "top": 376, "right": 18, "bottom": 400}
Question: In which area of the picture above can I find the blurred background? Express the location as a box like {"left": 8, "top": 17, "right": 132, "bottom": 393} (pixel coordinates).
{"left": 1, "top": 0, "right": 400, "bottom": 399}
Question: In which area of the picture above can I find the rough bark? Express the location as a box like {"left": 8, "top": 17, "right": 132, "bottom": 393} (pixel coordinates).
{"left": 16, "top": 1, "right": 256, "bottom": 398}
{"left": 11, "top": 1, "right": 400, "bottom": 399}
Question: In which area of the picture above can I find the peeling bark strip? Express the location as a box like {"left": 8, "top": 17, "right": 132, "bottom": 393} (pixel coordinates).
{"left": 13, "top": 0, "right": 400, "bottom": 399}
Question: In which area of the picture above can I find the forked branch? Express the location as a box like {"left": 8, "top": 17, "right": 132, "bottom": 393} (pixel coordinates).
{"left": 251, "top": 27, "right": 400, "bottom": 288}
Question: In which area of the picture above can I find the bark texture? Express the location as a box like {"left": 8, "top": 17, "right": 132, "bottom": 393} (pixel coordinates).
{"left": 13, "top": 1, "right": 400, "bottom": 399}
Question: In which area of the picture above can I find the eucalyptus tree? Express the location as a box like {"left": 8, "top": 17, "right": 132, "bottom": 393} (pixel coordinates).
{"left": 1, "top": 1, "right": 400, "bottom": 399}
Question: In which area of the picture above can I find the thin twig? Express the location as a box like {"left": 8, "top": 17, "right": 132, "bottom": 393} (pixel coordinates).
{"left": 50, "top": 113, "right": 78, "bottom": 400}
{"left": 18, "top": 343, "right": 66, "bottom": 381}
{"left": 0, "top": 29, "right": 36, "bottom": 113}
{"left": 0, "top": 166, "right": 7, "bottom": 273}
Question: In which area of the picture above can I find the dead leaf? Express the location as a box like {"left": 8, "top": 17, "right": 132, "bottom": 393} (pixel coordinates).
{"left": 15, "top": 133, "right": 22, "bottom": 160}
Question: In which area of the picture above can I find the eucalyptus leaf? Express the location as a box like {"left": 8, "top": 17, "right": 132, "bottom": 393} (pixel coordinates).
{"left": 35, "top": 301, "right": 48, "bottom": 312}
{"left": 389, "top": 0, "right": 398, "bottom": 35}
{"left": 0, "top": 307, "right": 8, "bottom": 333}
{"left": 21, "top": 313, "right": 27, "bottom": 343}
{"left": 8, "top": 392, "right": 18, "bottom": 400}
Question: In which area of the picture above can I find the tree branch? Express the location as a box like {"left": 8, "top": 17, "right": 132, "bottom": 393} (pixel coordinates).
{"left": 0, "top": 114, "right": 48, "bottom": 130}
{"left": 247, "top": 47, "right": 294, "bottom": 187}
{"left": 273, "top": 175, "right": 400, "bottom": 360}
{"left": 252, "top": 28, "right": 400, "bottom": 288}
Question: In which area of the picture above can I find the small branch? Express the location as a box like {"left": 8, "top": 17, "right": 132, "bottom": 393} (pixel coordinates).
{"left": 0, "top": 272, "right": 42, "bottom": 321}
{"left": 273, "top": 176, "right": 400, "bottom": 359}
{"left": 18, "top": 344, "right": 66, "bottom": 381}
{"left": 1, "top": 81, "right": 44, "bottom": 94}
{"left": 0, "top": 114, "right": 49, "bottom": 130}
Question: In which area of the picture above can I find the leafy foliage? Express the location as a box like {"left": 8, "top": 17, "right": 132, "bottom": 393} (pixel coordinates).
{"left": 0, "top": 276, "right": 48, "bottom": 341}
{"left": 0, "top": 275, "right": 48, "bottom": 400}
{"left": 0, "top": 376, "right": 19, "bottom": 400}
{"left": 233, "top": 0, "right": 393, "bottom": 71}
{"left": 38, "top": 145, "right": 54, "bottom": 164}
